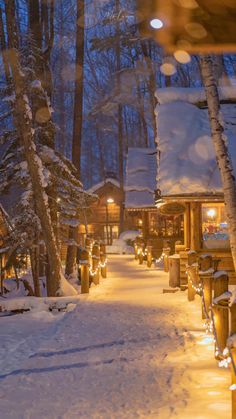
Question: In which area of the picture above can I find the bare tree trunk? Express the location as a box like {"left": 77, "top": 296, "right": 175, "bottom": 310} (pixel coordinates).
{"left": 5, "top": 0, "right": 76, "bottom": 297}
{"left": 200, "top": 55, "right": 236, "bottom": 271}
{"left": 0, "top": 7, "right": 11, "bottom": 83}
{"left": 65, "top": 0, "right": 85, "bottom": 276}
{"left": 115, "top": 0, "right": 124, "bottom": 235}
{"left": 72, "top": 0, "right": 84, "bottom": 172}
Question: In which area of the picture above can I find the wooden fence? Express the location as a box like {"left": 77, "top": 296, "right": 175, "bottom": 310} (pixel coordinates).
{"left": 134, "top": 240, "right": 236, "bottom": 419}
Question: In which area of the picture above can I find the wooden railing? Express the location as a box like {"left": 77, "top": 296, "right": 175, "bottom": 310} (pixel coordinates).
{"left": 186, "top": 251, "right": 236, "bottom": 418}
{"left": 134, "top": 241, "right": 236, "bottom": 418}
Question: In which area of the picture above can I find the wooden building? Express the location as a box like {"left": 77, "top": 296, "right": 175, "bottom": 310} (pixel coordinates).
{"left": 82, "top": 149, "right": 184, "bottom": 250}
{"left": 155, "top": 87, "right": 236, "bottom": 284}
{"left": 80, "top": 177, "right": 122, "bottom": 245}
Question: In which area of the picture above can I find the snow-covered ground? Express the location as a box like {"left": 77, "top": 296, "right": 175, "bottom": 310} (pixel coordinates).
{"left": 0, "top": 256, "right": 231, "bottom": 418}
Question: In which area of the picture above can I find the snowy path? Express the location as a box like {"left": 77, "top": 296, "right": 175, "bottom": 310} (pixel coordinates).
{"left": 0, "top": 255, "right": 231, "bottom": 419}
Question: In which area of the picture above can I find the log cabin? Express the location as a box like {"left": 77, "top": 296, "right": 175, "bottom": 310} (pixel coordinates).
{"left": 155, "top": 87, "right": 236, "bottom": 285}
{"left": 79, "top": 176, "right": 122, "bottom": 245}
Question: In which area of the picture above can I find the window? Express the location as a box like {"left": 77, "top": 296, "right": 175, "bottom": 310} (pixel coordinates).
{"left": 202, "top": 203, "right": 229, "bottom": 249}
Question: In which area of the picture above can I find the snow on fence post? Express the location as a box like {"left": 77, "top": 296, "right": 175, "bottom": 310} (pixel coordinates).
{"left": 91, "top": 243, "right": 100, "bottom": 285}
{"left": 147, "top": 245, "right": 152, "bottom": 268}
{"left": 198, "top": 255, "right": 214, "bottom": 319}
{"left": 229, "top": 302, "right": 236, "bottom": 419}
{"left": 212, "top": 271, "right": 229, "bottom": 356}
{"left": 186, "top": 250, "right": 198, "bottom": 301}
{"left": 80, "top": 249, "right": 90, "bottom": 294}
{"left": 100, "top": 243, "right": 107, "bottom": 278}
{"left": 163, "top": 247, "right": 171, "bottom": 273}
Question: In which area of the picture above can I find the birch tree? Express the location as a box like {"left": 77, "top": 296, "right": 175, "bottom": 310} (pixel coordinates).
{"left": 200, "top": 55, "right": 236, "bottom": 271}
{"left": 4, "top": 0, "right": 77, "bottom": 297}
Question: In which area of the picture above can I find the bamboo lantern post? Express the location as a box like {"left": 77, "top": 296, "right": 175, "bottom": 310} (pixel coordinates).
{"left": 163, "top": 247, "right": 171, "bottom": 273}
{"left": 100, "top": 242, "right": 107, "bottom": 278}
{"left": 186, "top": 250, "right": 198, "bottom": 302}
{"left": 138, "top": 243, "right": 145, "bottom": 265}
{"left": 79, "top": 248, "right": 90, "bottom": 294}
{"left": 229, "top": 302, "right": 236, "bottom": 419}
{"left": 85, "top": 237, "right": 93, "bottom": 267}
{"left": 147, "top": 245, "right": 152, "bottom": 268}
{"left": 212, "top": 271, "right": 230, "bottom": 356}
{"left": 198, "top": 255, "right": 214, "bottom": 319}
{"left": 91, "top": 242, "right": 100, "bottom": 285}
{"left": 134, "top": 241, "right": 139, "bottom": 260}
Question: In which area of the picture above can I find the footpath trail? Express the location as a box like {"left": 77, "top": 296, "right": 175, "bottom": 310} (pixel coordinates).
{"left": 0, "top": 255, "right": 231, "bottom": 419}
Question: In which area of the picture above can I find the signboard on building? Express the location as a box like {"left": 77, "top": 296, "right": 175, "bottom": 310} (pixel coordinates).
{"left": 159, "top": 202, "right": 186, "bottom": 216}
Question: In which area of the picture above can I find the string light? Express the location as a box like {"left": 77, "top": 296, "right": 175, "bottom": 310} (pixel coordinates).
{"left": 154, "top": 253, "right": 164, "bottom": 264}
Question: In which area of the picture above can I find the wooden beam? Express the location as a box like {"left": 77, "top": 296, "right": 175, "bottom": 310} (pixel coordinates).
{"left": 190, "top": 202, "right": 202, "bottom": 251}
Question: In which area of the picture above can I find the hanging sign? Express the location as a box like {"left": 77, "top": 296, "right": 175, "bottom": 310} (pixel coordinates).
{"left": 159, "top": 202, "right": 186, "bottom": 216}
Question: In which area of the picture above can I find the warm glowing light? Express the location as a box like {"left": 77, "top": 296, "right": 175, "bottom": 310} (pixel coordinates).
{"left": 107, "top": 197, "right": 114, "bottom": 204}
{"left": 178, "top": 0, "right": 198, "bottom": 8}
{"left": 207, "top": 209, "right": 216, "bottom": 218}
{"left": 160, "top": 63, "right": 176, "bottom": 76}
{"left": 229, "top": 384, "right": 236, "bottom": 391}
{"left": 185, "top": 22, "right": 207, "bottom": 39}
{"left": 138, "top": 219, "right": 143, "bottom": 226}
{"left": 174, "top": 50, "right": 191, "bottom": 64}
{"left": 150, "top": 18, "right": 163, "bottom": 30}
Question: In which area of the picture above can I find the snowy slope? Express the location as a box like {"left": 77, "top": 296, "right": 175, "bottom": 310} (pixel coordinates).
{"left": 0, "top": 256, "right": 230, "bottom": 419}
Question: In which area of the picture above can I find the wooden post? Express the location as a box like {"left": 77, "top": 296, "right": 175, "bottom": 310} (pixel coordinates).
{"left": 212, "top": 271, "right": 229, "bottom": 356}
{"left": 147, "top": 245, "right": 152, "bottom": 268}
{"left": 229, "top": 302, "right": 236, "bottom": 419}
{"left": 198, "top": 254, "right": 213, "bottom": 319}
{"left": 184, "top": 203, "right": 191, "bottom": 249}
{"left": 134, "top": 243, "right": 138, "bottom": 260}
{"left": 100, "top": 243, "right": 107, "bottom": 278}
{"left": 138, "top": 244, "right": 145, "bottom": 265}
{"left": 85, "top": 237, "right": 93, "bottom": 267}
{"left": 169, "top": 254, "right": 180, "bottom": 288}
{"left": 163, "top": 247, "right": 171, "bottom": 272}
{"left": 92, "top": 243, "right": 100, "bottom": 285}
{"left": 79, "top": 249, "right": 90, "bottom": 294}
{"left": 186, "top": 250, "right": 198, "bottom": 301}
{"left": 190, "top": 202, "right": 201, "bottom": 251}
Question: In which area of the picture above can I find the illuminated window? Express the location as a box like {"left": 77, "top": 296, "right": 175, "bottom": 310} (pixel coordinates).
{"left": 202, "top": 203, "right": 229, "bottom": 249}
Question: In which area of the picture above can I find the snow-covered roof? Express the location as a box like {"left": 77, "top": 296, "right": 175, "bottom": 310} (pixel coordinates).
{"left": 155, "top": 88, "right": 236, "bottom": 197}
{"left": 156, "top": 86, "right": 236, "bottom": 105}
{"left": 125, "top": 147, "right": 157, "bottom": 208}
{"left": 87, "top": 178, "right": 120, "bottom": 194}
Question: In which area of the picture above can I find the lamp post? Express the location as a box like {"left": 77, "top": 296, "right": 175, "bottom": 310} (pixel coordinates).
{"left": 106, "top": 197, "right": 114, "bottom": 245}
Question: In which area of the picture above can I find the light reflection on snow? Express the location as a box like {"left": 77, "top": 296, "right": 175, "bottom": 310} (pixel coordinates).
{"left": 197, "top": 336, "right": 214, "bottom": 345}
{"left": 207, "top": 391, "right": 222, "bottom": 396}
{"left": 209, "top": 402, "right": 229, "bottom": 411}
